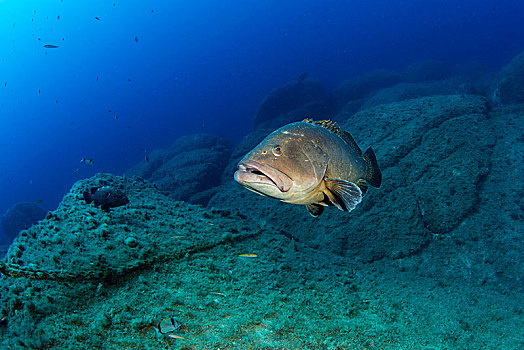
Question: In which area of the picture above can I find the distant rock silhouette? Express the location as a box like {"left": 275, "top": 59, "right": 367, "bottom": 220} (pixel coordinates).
{"left": 493, "top": 50, "right": 524, "bottom": 105}
{"left": 126, "top": 133, "right": 231, "bottom": 206}
{"left": 403, "top": 59, "right": 453, "bottom": 83}
{"left": 1, "top": 202, "right": 46, "bottom": 243}
{"left": 332, "top": 70, "right": 402, "bottom": 110}
{"left": 253, "top": 79, "right": 329, "bottom": 128}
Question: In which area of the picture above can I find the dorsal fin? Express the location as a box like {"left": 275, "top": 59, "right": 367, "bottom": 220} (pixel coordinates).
{"left": 302, "top": 118, "right": 341, "bottom": 136}
{"left": 303, "top": 119, "right": 364, "bottom": 157}
{"left": 340, "top": 131, "right": 363, "bottom": 158}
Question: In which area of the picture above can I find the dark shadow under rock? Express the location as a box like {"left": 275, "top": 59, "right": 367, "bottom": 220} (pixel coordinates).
{"left": 126, "top": 133, "right": 231, "bottom": 206}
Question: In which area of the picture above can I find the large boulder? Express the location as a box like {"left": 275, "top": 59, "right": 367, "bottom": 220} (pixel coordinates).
{"left": 0, "top": 202, "right": 46, "bottom": 243}
{"left": 493, "top": 50, "right": 524, "bottom": 105}
{"left": 126, "top": 133, "right": 231, "bottom": 205}
{"left": 253, "top": 79, "right": 329, "bottom": 128}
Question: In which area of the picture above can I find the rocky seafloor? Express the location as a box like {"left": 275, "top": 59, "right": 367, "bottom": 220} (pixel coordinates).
{"left": 1, "top": 55, "right": 524, "bottom": 349}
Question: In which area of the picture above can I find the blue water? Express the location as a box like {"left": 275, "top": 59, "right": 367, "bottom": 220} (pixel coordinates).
{"left": 1, "top": 0, "right": 523, "bottom": 243}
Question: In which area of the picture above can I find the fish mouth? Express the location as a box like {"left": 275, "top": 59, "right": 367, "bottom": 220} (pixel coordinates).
{"left": 234, "top": 160, "right": 293, "bottom": 193}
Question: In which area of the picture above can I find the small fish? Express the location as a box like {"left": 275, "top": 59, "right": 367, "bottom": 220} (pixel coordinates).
{"left": 297, "top": 71, "right": 308, "bottom": 82}
{"left": 209, "top": 291, "right": 226, "bottom": 297}
{"left": 238, "top": 253, "right": 258, "bottom": 258}
{"left": 72, "top": 168, "right": 79, "bottom": 174}
{"left": 38, "top": 89, "right": 41, "bottom": 94}
{"left": 168, "top": 334, "right": 188, "bottom": 341}
{"left": 94, "top": 16, "right": 101, "bottom": 20}
{"left": 234, "top": 119, "right": 382, "bottom": 217}
{"left": 144, "top": 150, "right": 150, "bottom": 164}
{"left": 83, "top": 186, "right": 129, "bottom": 211}
{"left": 114, "top": 114, "right": 118, "bottom": 120}
{"left": 80, "top": 158, "right": 94, "bottom": 166}
{"left": 57, "top": 15, "right": 60, "bottom": 20}
{"left": 34, "top": 199, "right": 43, "bottom": 204}
{"left": 43, "top": 44, "right": 59, "bottom": 48}
{"left": 134, "top": 35, "right": 138, "bottom": 43}
{"left": 158, "top": 317, "right": 181, "bottom": 334}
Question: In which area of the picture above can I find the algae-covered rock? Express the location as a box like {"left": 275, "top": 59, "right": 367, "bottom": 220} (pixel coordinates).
{"left": 3, "top": 173, "right": 256, "bottom": 281}
{"left": 1, "top": 202, "right": 46, "bottom": 243}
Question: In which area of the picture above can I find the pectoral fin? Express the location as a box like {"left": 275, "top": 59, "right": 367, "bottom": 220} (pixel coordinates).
{"left": 306, "top": 203, "right": 324, "bottom": 217}
{"left": 324, "top": 178, "right": 362, "bottom": 212}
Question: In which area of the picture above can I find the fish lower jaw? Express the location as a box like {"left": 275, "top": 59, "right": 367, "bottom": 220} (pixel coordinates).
{"left": 234, "top": 164, "right": 291, "bottom": 192}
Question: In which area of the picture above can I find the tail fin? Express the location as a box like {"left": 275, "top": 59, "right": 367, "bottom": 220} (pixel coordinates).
{"left": 363, "top": 147, "right": 382, "bottom": 188}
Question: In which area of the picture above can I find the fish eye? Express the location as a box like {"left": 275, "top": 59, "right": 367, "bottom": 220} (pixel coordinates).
{"left": 261, "top": 150, "right": 267, "bottom": 155}
{"left": 272, "top": 145, "right": 283, "bottom": 156}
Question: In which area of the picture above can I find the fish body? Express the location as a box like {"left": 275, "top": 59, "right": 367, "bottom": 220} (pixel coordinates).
{"left": 83, "top": 186, "right": 129, "bottom": 211}
{"left": 43, "top": 44, "right": 59, "bottom": 48}
{"left": 80, "top": 158, "right": 94, "bottom": 166}
{"left": 234, "top": 119, "right": 381, "bottom": 217}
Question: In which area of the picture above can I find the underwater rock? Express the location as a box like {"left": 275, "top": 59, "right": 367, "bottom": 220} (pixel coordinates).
{"left": 1, "top": 202, "right": 46, "bottom": 243}
{"left": 2, "top": 173, "right": 258, "bottom": 281}
{"left": 492, "top": 50, "right": 524, "bottom": 105}
{"left": 403, "top": 59, "right": 453, "bottom": 83}
{"left": 332, "top": 69, "right": 402, "bottom": 110}
{"left": 253, "top": 79, "right": 329, "bottom": 128}
{"left": 126, "top": 133, "right": 231, "bottom": 206}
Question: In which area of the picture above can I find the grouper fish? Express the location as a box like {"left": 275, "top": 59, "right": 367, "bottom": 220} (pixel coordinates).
{"left": 234, "top": 119, "right": 382, "bottom": 217}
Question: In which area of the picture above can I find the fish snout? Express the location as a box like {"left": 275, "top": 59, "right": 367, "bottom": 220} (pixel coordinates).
{"left": 235, "top": 160, "right": 293, "bottom": 193}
